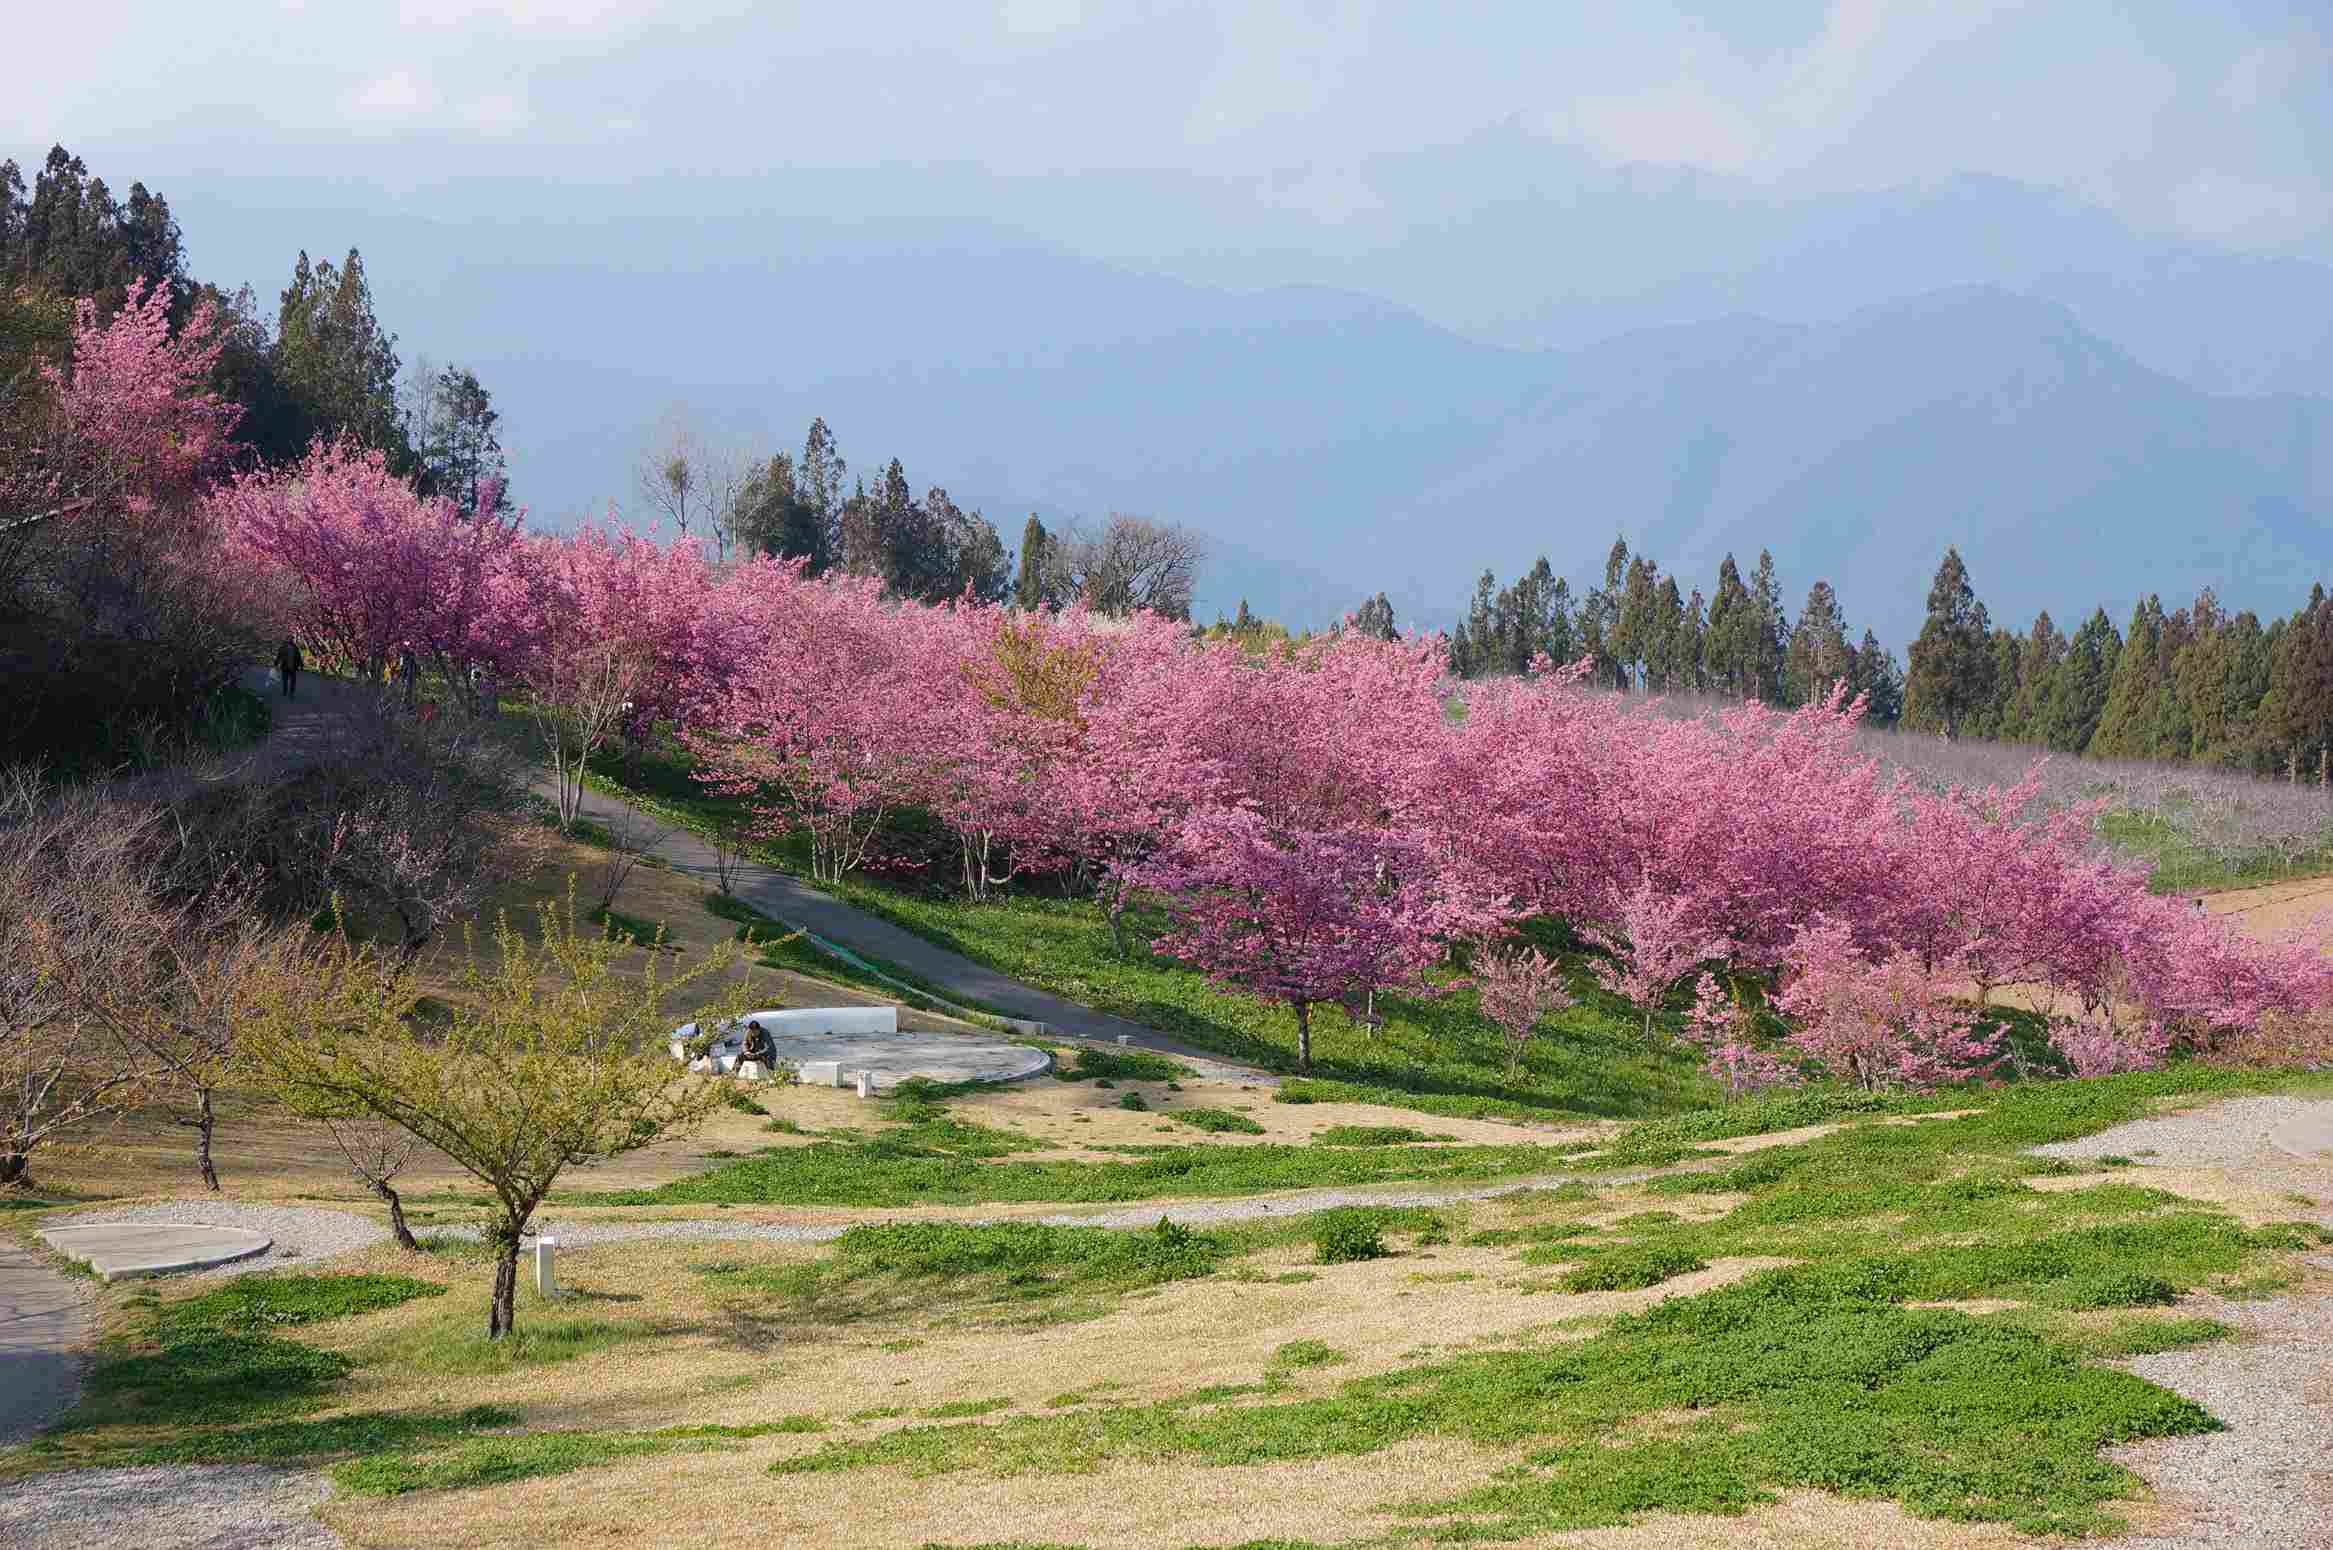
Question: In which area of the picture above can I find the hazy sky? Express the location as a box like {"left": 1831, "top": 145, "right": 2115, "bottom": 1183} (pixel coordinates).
{"left": 15, "top": 1, "right": 2330, "bottom": 256}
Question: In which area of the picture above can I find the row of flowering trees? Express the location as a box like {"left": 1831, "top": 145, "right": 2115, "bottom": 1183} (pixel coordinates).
{"left": 196, "top": 361, "right": 2333, "bottom": 1095}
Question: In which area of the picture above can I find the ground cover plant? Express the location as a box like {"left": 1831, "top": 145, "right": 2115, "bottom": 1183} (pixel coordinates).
{"left": 743, "top": 1068, "right": 2292, "bottom": 1540}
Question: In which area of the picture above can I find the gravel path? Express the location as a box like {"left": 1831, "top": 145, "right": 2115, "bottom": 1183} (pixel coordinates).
{"left": 0, "top": 1464, "right": 340, "bottom": 1549}
{"left": 2097, "top": 1254, "right": 2333, "bottom": 1549}
{"left": 43, "top": 1202, "right": 387, "bottom": 1276}
{"left": 2033, "top": 1095, "right": 2333, "bottom": 1548}
{"left": 2033, "top": 1096, "right": 2333, "bottom": 1167}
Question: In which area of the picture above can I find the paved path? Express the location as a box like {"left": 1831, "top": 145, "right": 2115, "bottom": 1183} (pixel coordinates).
{"left": 0, "top": 1242, "right": 88, "bottom": 1447}
{"left": 541, "top": 772, "right": 1268, "bottom": 1076}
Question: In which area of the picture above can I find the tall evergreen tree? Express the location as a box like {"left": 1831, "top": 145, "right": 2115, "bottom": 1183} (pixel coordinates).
{"left": 2091, "top": 597, "right": 2168, "bottom": 757}
{"left": 411, "top": 365, "right": 504, "bottom": 512}
{"left": 1015, "top": 515, "right": 1053, "bottom": 611}
{"left": 1903, "top": 547, "right": 1994, "bottom": 737}
{"left": 276, "top": 247, "right": 407, "bottom": 465}
{"left": 1704, "top": 555, "right": 1754, "bottom": 695}
{"left": 1784, "top": 580, "right": 1851, "bottom": 703}
{"left": 1849, "top": 629, "right": 1905, "bottom": 724}
{"left": 1747, "top": 549, "right": 1790, "bottom": 701}
{"left": 1678, "top": 588, "right": 1708, "bottom": 692}
{"left": 2039, "top": 608, "right": 2121, "bottom": 753}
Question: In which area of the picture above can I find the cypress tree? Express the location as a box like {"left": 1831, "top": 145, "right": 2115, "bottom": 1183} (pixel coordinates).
{"left": 1903, "top": 547, "right": 1993, "bottom": 737}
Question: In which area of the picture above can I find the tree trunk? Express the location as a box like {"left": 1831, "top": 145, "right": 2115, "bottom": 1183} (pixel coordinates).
{"left": 375, "top": 1179, "right": 421, "bottom": 1251}
{"left": 1293, "top": 1002, "right": 1312, "bottom": 1073}
{"left": 489, "top": 1236, "right": 521, "bottom": 1339}
{"left": 194, "top": 1088, "right": 220, "bottom": 1193}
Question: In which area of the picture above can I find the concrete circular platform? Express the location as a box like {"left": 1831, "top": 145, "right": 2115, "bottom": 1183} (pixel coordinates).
{"left": 2270, "top": 1105, "right": 2333, "bottom": 1161}
{"left": 760, "top": 1027, "right": 1051, "bottom": 1091}
{"left": 39, "top": 1222, "right": 272, "bottom": 1282}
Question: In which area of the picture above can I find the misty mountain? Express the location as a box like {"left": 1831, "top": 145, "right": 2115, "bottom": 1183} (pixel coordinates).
{"left": 473, "top": 266, "right": 2325, "bottom": 647}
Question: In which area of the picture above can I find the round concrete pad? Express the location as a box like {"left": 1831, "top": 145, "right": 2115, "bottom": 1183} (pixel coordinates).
{"left": 762, "top": 1027, "right": 1051, "bottom": 1090}
{"left": 2270, "top": 1105, "right": 2333, "bottom": 1160}
{"left": 39, "top": 1223, "right": 271, "bottom": 1282}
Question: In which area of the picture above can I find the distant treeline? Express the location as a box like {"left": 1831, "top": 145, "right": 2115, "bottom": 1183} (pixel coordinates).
{"left": 2, "top": 144, "right": 507, "bottom": 510}
{"left": 1433, "top": 535, "right": 2333, "bottom": 778}
{"left": 1443, "top": 539, "right": 1906, "bottom": 721}
{"left": 1899, "top": 547, "right": 2333, "bottom": 778}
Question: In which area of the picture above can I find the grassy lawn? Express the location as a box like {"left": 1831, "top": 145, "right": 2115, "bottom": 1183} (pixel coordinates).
{"left": 26, "top": 1065, "right": 2322, "bottom": 1547}
{"left": 2096, "top": 805, "right": 2333, "bottom": 895}
{"left": 580, "top": 738, "right": 1719, "bottom": 1125}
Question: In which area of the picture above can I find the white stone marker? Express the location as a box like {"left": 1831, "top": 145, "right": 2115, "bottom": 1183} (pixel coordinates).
{"left": 855, "top": 1070, "right": 874, "bottom": 1099}
{"left": 535, "top": 1237, "right": 558, "bottom": 1298}
{"left": 1116, "top": 1034, "right": 1132, "bottom": 1047}
{"left": 799, "top": 1059, "right": 843, "bottom": 1087}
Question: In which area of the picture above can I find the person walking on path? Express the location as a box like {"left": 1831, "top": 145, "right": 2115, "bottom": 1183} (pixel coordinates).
{"left": 274, "top": 638, "right": 302, "bottom": 701}
{"left": 397, "top": 643, "right": 421, "bottom": 712}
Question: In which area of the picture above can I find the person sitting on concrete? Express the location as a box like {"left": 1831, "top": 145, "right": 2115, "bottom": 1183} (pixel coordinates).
{"left": 739, "top": 1020, "right": 777, "bottom": 1076}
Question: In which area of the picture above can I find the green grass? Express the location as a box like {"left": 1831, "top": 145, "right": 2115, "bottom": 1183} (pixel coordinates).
{"left": 577, "top": 1133, "right": 1606, "bottom": 1209}
{"left": 748, "top": 1068, "right": 2305, "bottom": 1539}
{"left": 1049, "top": 1044, "right": 1192, "bottom": 1083}
{"left": 1310, "top": 1125, "right": 1454, "bottom": 1147}
{"left": 58, "top": 1273, "right": 447, "bottom": 1432}
{"left": 151, "top": 1273, "right": 445, "bottom": 1340}
{"left": 2098, "top": 805, "right": 2333, "bottom": 894}
{"left": 1168, "top": 1107, "right": 1267, "bottom": 1135}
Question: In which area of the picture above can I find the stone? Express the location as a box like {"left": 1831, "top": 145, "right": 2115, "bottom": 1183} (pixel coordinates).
{"left": 534, "top": 1237, "right": 558, "bottom": 1298}
{"left": 1116, "top": 1034, "right": 1132, "bottom": 1047}
{"left": 855, "top": 1070, "right": 873, "bottom": 1098}
{"left": 738, "top": 1060, "right": 766, "bottom": 1081}
{"left": 799, "top": 1059, "right": 844, "bottom": 1087}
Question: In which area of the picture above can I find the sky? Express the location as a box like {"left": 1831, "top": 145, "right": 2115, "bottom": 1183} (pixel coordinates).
{"left": 13, "top": 0, "right": 2329, "bottom": 259}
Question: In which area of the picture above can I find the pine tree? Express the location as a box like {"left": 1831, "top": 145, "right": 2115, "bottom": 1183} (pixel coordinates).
{"left": 1678, "top": 589, "right": 1708, "bottom": 691}
{"left": 1648, "top": 576, "right": 1686, "bottom": 691}
{"left": 1902, "top": 547, "right": 1993, "bottom": 737}
{"left": 2091, "top": 597, "right": 2166, "bottom": 757}
{"left": 1746, "top": 550, "right": 1787, "bottom": 700}
{"left": 1849, "top": 630, "right": 1905, "bottom": 724}
{"left": 2040, "top": 608, "right": 2120, "bottom": 753}
{"left": 1015, "top": 515, "right": 1052, "bottom": 611}
{"left": 1704, "top": 555, "right": 1753, "bottom": 695}
{"left": 1784, "top": 580, "right": 1851, "bottom": 704}
{"left": 276, "top": 247, "right": 408, "bottom": 466}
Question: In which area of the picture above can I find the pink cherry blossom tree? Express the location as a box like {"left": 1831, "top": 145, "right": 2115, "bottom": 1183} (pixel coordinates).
{"left": 1470, "top": 942, "right": 1575, "bottom": 1079}
{"left": 1680, "top": 971, "right": 1795, "bottom": 1098}
{"left": 1126, "top": 808, "right": 1506, "bottom": 1071}
{"left": 1776, "top": 917, "right": 2003, "bottom": 1092}
{"left": 1584, "top": 874, "right": 1732, "bottom": 1047}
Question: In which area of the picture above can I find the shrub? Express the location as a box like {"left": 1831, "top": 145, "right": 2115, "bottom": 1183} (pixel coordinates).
{"left": 1558, "top": 1245, "right": 1709, "bottom": 1293}
{"left": 2048, "top": 1272, "right": 2178, "bottom": 1310}
{"left": 1313, "top": 1209, "right": 1388, "bottom": 1265}
{"left": 1118, "top": 1091, "right": 1149, "bottom": 1112}
{"left": 1269, "top": 1339, "right": 1350, "bottom": 1370}
{"left": 1312, "top": 1125, "right": 1450, "bottom": 1147}
{"left": 1170, "top": 1107, "right": 1266, "bottom": 1135}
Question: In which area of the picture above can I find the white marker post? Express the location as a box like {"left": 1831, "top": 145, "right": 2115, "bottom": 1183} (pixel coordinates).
{"left": 534, "top": 1237, "right": 558, "bottom": 1298}
{"left": 855, "top": 1070, "right": 874, "bottom": 1099}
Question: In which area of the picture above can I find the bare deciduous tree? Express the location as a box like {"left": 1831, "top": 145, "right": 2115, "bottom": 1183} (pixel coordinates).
{"left": 0, "top": 774, "right": 159, "bottom": 1187}
{"left": 320, "top": 1116, "right": 424, "bottom": 1250}
{"left": 1060, "top": 514, "right": 1205, "bottom": 620}
{"left": 526, "top": 639, "right": 646, "bottom": 834}
{"left": 595, "top": 809, "right": 676, "bottom": 916}
{"left": 635, "top": 407, "right": 748, "bottom": 563}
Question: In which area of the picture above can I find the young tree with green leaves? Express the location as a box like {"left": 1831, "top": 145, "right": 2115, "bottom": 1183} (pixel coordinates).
{"left": 241, "top": 896, "right": 749, "bottom": 1339}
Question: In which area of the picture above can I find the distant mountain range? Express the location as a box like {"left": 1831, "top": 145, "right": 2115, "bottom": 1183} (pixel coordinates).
{"left": 171, "top": 170, "right": 2327, "bottom": 648}
{"left": 479, "top": 274, "right": 2328, "bottom": 648}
